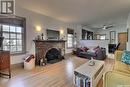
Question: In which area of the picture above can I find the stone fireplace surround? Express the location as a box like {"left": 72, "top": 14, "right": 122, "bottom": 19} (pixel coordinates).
{"left": 46, "top": 48, "right": 63, "bottom": 63}
{"left": 33, "top": 40, "right": 66, "bottom": 65}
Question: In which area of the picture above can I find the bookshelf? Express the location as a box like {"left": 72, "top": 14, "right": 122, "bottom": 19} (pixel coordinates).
{"left": 74, "top": 71, "right": 90, "bottom": 87}
{"left": 74, "top": 60, "right": 104, "bottom": 87}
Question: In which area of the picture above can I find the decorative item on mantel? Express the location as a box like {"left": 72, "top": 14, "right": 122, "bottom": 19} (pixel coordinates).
{"left": 61, "top": 35, "right": 65, "bottom": 40}
{"left": 35, "top": 25, "right": 42, "bottom": 40}
{"left": 35, "top": 35, "right": 41, "bottom": 40}
{"left": 41, "top": 33, "right": 44, "bottom": 40}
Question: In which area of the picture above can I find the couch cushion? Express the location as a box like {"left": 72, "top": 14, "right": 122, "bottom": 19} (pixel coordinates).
{"left": 83, "top": 47, "right": 89, "bottom": 51}
{"left": 104, "top": 71, "right": 130, "bottom": 87}
{"left": 93, "top": 46, "right": 100, "bottom": 50}
{"left": 114, "top": 61, "right": 130, "bottom": 74}
{"left": 121, "top": 50, "right": 130, "bottom": 65}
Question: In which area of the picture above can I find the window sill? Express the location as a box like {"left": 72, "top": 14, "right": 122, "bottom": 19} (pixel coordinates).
{"left": 10, "top": 51, "right": 26, "bottom": 56}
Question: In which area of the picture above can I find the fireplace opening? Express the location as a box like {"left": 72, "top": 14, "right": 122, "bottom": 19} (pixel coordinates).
{"left": 45, "top": 48, "right": 64, "bottom": 63}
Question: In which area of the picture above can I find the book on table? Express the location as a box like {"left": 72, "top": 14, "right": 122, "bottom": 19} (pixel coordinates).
{"left": 74, "top": 71, "right": 90, "bottom": 87}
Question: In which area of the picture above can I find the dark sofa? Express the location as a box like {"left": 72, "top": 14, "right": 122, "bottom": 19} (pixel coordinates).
{"left": 76, "top": 47, "right": 106, "bottom": 60}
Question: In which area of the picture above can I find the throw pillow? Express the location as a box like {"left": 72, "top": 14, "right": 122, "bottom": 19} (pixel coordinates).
{"left": 80, "top": 48, "right": 85, "bottom": 52}
{"left": 93, "top": 46, "right": 100, "bottom": 50}
{"left": 121, "top": 50, "right": 130, "bottom": 65}
{"left": 95, "top": 48, "right": 101, "bottom": 54}
{"left": 83, "top": 47, "right": 89, "bottom": 52}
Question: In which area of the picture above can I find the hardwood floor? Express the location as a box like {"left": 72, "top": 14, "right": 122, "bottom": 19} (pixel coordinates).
{"left": 0, "top": 55, "right": 114, "bottom": 87}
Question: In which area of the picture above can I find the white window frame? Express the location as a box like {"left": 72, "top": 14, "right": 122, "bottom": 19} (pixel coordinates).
{"left": 100, "top": 35, "right": 106, "bottom": 40}
{"left": 67, "top": 34, "right": 74, "bottom": 48}
{"left": 0, "top": 24, "right": 26, "bottom": 54}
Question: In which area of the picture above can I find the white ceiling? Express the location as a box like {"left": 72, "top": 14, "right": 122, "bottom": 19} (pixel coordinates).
{"left": 16, "top": 0, "right": 130, "bottom": 24}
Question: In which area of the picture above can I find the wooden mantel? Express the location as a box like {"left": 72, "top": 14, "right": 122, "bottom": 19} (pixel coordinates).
{"left": 33, "top": 40, "right": 66, "bottom": 42}
{"left": 33, "top": 40, "right": 66, "bottom": 65}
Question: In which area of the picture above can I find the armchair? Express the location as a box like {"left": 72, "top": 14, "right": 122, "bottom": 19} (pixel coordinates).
{"left": 104, "top": 51, "right": 130, "bottom": 87}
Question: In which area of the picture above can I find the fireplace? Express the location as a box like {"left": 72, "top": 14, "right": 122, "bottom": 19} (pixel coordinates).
{"left": 33, "top": 40, "right": 66, "bottom": 65}
{"left": 45, "top": 48, "right": 63, "bottom": 63}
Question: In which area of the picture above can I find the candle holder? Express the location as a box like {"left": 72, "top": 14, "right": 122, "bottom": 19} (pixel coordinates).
{"left": 36, "top": 35, "right": 41, "bottom": 40}
{"left": 41, "top": 33, "right": 44, "bottom": 40}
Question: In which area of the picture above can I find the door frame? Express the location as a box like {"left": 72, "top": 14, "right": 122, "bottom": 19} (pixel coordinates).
{"left": 118, "top": 32, "right": 127, "bottom": 50}
{"left": 118, "top": 32, "right": 127, "bottom": 41}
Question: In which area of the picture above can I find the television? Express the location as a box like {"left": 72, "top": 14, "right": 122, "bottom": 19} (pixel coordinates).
{"left": 0, "top": 37, "right": 4, "bottom": 50}
{"left": 46, "top": 29, "right": 60, "bottom": 40}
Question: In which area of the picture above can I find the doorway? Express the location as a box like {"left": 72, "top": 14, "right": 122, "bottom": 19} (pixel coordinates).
{"left": 118, "top": 32, "right": 128, "bottom": 51}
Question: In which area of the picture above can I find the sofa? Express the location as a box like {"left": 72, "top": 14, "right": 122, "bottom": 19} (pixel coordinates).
{"left": 104, "top": 51, "right": 130, "bottom": 87}
{"left": 76, "top": 46, "right": 106, "bottom": 60}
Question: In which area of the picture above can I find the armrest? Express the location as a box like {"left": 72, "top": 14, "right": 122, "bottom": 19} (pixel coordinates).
{"left": 104, "top": 71, "right": 130, "bottom": 87}
{"left": 114, "top": 51, "right": 123, "bottom": 61}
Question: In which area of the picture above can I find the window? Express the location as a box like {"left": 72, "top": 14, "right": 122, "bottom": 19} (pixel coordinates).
{"left": 67, "top": 34, "right": 74, "bottom": 48}
{"left": 96, "top": 34, "right": 106, "bottom": 40}
{"left": 0, "top": 17, "right": 26, "bottom": 54}
{"left": 67, "top": 28, "right": 74, "bottom": 48}
{"left": 1, "top": 1, "right": 14, "bottom": 14}
{"left": 100, "top": 35, "right": 106, "bottom": 40}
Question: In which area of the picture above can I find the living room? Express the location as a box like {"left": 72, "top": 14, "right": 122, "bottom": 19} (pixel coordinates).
{"left": 0, "top": 0, "right": 130, "bottom": 87}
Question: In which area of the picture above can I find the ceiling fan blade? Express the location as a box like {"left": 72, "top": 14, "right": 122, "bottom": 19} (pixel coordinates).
{"left": 90, "top": 27, "right": 102, "bottom": 29}
{"left": 96, "top": 28, "right": 103, "bottom": 29}
{"left": 106, "top": 25, "right": 114, "bottom": 29}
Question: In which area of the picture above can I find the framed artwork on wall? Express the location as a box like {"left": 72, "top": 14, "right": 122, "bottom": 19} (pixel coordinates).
{"left": 82, "top": 29, "right": 93, "bottom": 40}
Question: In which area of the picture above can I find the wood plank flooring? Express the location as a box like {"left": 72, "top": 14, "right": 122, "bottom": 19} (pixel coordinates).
{"left": 0, "top": 55, "right": 114, "bottom": 87}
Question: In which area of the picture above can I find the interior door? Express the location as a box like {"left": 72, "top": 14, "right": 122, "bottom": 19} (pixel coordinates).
{"left": 118, "top": 32, "right": 127, "bottom": 51}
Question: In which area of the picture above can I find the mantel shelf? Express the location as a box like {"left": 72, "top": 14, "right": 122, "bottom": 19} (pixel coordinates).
{"left": 33, "top": 40, "right": 66, "bottom": 42}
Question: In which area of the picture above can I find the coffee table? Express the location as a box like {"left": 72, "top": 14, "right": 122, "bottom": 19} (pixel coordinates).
{"left": 74, "top": 60, "right": 104, "bottom": 87}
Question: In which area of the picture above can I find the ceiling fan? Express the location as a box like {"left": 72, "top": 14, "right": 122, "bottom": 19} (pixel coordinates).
{"left": 96, "top": 25, "right": 114, "bottom": 30}
{"left": 82, "top": 24, "right": 115, "bottom": 30}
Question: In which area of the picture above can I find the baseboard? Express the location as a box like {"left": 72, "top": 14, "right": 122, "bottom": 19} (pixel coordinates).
{"left": 11, "top": 63, "right": 23, "bottom": 69}
{"left": 11, "top": 53, "right": 73, "bottom": 69}
{"left": 65, "top": 53, "right": 73, "bottom": 56}
{"left": 107, "top": 54, "right": 114, "bottom": 59}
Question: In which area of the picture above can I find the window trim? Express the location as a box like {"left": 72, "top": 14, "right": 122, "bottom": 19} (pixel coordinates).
{"left": 67, "top": 34, "right": 74, "bottom": 49}
{"left": 100, "top": 34, "right": 106, "bottom": 40}
{"left": 0, "top": 16, "right": 26, "bottom": 55}
{"left": 95, "top": 34, "right": 106, "bottom": 40}
{"left": 67, "top": 28, "right": 74, "bottom": 49}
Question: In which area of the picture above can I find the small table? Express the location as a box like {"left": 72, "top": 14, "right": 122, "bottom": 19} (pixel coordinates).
{"left": 74, "top": 60, "right": 104, "bottom": 87}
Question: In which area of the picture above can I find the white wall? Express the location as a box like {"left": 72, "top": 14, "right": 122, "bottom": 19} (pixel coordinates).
{"left": 10, "top": 5, "right": 82, "bottom": 64}
{"left": 79, "top": 40, "right": 109, "bottom": 54}
{"left": 11, "top": 5, "right": 129, "bottom": 64}
{"left": 95, "top": 16, "right": 128, "bottom": 44}
{"left": 96, "top": 27, "right": 127, "bottom": 44}
{"left": 75, "top": 25, "right": 95, "bottom": 46}
{"left": 127, "top": 13, "right": 130, "bottom": 51}
{"left": 78, "top": 15, "right": 128, "bottom": 56}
